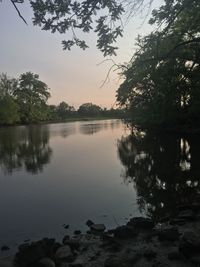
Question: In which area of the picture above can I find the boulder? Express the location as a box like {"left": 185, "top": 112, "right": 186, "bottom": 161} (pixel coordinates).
{"left": 86, "top": 220, "right": 94, "bottom": 227}
{"left": 55, "top": 245, "right": 73, "bottom": 261}
{"left": 63, "top": 239, "right": 80, "bottom": 250}
{"left": 15, "top": 238, "right": 60, "bottom": 267}
{"left": 62, "top": 235, "right": 70, "bottom": 244}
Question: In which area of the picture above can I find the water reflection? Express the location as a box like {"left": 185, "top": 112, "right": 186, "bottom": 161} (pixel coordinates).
{"left": 0, "top": 125, "right": 52, "bottom": 174}
{"left": 117, "top": 130, "right": 200, "bottom": 221}
{"left": 79, "top": 120, "right": 121, "bottom": 135}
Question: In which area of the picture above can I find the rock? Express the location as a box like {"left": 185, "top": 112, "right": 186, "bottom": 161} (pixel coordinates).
{"left": 37, "top": 258, "right": 56, "bottom": 267}
{"left": 15, "top": 238, "right": 60, "bottom": 267}
{"left": 177, "top": 210, "right": 195, "bottom": 221}
{"left": 74, "top": 230, "right": 81, "bottom": 235}
{"left": 55, "top": 245, "right": 73, "bottom": 261}
{"left": 1, "top": 246, "right": 10, "bottom": 251}
{"left": 179, "top": 231, "right": 200, "bottom": 257}
{"left": 158, "top": 226, "right": 179, "bottom": 242}
{"left": 90, "top": 224, "right": 106, "bottom": 232}
{"left": 63, "top": 224, "right": 69, "bottom": 229}
{"left": 127, "top": 217, "right": 154, "bottom": 229}
{"left": 15, "top": 243, "right": 45, "bottom": 267}
{"left": 143, "top": 248, "right": 157, "bottom": 259}
{"left": 63, "top": 239, "right": 80, "bottom": 250}
{"left": 113, "top": 225, "right": 137, "bottom": 239}
{"left": 62, "top": 235, "right": 70, "bottom": 244}
{"left": 86, "top": 220, "right": 94, "bottom": 227}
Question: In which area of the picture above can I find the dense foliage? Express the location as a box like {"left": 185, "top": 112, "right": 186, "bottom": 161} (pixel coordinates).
{"left": 0, "top": 72, "right": 124, "bottom": 125}
{"left": 116, "top": 0, "right": 200, "bottom": 128}
{"left": 8, "top": 0, "right": 127, "bottom": 56}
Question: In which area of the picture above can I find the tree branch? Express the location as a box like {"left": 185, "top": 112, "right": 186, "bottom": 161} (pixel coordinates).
{"left": 10, "top": 0, "right": 28, "bottom": 25}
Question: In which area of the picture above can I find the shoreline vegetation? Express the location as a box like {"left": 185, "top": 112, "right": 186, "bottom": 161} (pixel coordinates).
{"left": 1, "top": 203, "right": 200, "bottom": 267}
{"left": 0, "top": 72, "right": 126, "bottom": 127}
{"left": 0, "top": 116, "right": 125, "bottom": 128}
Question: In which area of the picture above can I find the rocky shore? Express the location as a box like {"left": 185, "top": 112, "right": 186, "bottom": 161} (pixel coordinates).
{"left": 1, "top": 203, "right": 200, "bottom": 267}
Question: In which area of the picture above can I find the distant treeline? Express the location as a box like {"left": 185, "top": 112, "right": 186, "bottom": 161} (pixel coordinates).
{"left": 0, "top": 72, "right": 125, "bottom": 126}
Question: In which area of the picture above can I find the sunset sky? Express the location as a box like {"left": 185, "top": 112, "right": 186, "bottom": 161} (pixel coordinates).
{"left": 0, "top": 1, "right": 159, "bottom": 108}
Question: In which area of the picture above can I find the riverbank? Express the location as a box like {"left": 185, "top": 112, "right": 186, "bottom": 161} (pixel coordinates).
{"left": 0, "top": 116, "right": 125, "bottom": 128}
{"left": 2, "top": 202, "right": 200, "bottom": 267}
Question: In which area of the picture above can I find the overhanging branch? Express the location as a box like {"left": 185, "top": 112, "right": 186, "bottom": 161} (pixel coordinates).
{"left": 10, "top": 0, "right": 28, "bottom": 25}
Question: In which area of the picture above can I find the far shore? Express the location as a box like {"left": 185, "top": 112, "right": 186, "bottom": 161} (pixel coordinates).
{"left": 0, "top": 116, "right": 125, "bottom": 128}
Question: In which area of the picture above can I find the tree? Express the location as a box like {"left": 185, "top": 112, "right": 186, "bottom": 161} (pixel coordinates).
{"left": 0, "top": 73, "right": 19, "bottom": 125}
{"left": 57, "top": 101, "right": 75, "bottom": 120}
{"left": 0, "top": 96, "right": 19, "bottom": 125}
{"left": 8, "top": 0, "right": 125, "bottom": 56}
{"left": 5, "top": 1, "right": 199, "bottom": 58}
{"left": 116, "top": 0, "right": 200, "bottom": 128}
{"left": 78, "top": 103, "right": 102, "bottom": 116}
{"left": 0, "top": 73, "right": 18, "bottom": 98}
{"left": 14, "top": 72, "right": 50, "bottom": 123}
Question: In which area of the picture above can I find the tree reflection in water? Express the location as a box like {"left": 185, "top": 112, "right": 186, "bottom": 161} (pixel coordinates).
{"left": 117, "top": 129, "right": 200, "bottom": 222}
{"left": 0, "top": 125, "right": 52, "bottom": 174}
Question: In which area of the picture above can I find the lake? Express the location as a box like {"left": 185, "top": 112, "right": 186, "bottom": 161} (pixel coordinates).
{"left": 0, "top": 119, "right": 199, "bottom": 253}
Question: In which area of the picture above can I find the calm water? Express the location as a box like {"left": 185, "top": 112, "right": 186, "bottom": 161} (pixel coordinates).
{"left": 0, "top": 120, "right": 139, "bottom": 252}
{"left": 0, "top": 119, "right": 200, "bottom": 253}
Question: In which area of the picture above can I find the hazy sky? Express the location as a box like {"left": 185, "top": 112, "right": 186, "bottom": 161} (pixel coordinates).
{"left": 0, "top": 1, "right": 159, "bottom": 108}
